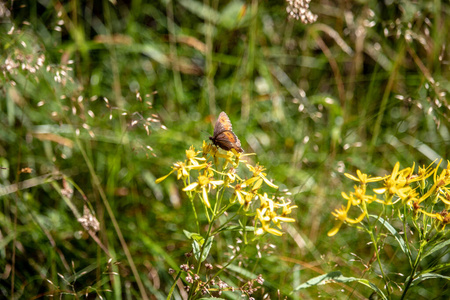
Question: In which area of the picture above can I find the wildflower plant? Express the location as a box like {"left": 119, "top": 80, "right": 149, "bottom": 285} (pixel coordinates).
{"left": 156, "top": 141, "right": 297, "bottom": 298}
{"left": 303, "top": 160, "right": 450, "bottom": 299}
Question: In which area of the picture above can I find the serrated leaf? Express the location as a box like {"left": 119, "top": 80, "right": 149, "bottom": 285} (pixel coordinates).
{"left": 293, "top": 271, "right": 387, "bottom": 300}
{"left": 370, "top": 215, "right": 409, "bottom": 257}
{"left": 193, "top": 236, "right": 214, "bottom": 262}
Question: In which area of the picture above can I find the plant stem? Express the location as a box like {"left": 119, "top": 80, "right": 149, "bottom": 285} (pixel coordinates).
{"left": 402, "top": 209, "right": 433, "bottom": 299}
{"left": 368, "top": 230, "right": 391, "bottom": 297}
{"left": 400, "top": 251, "right": 421, "bottom": 299}
{"left": 188, "top": 192, "right": 200, "bottom": 234}
{"left": 75, "top": 138, "right": 149, "bottom": 300}
{"left": 166, "top": 270, "right": 182, "bottom": 300}
{"left": 402, "top": 205, "right": 414, "bottom": 268}
{"left": 363, "top": 200, "right": 391, "bottom": 297}
{"left": 188, "top": 213, "right": 215, "bottom": 298}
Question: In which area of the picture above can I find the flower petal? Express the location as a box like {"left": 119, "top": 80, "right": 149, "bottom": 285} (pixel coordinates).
{"left": 327, "top": 222, "right": 343, "bottom": 237}
{"left": 236, "top": 191, "right": 244, "bottom": 205}
{"left": 183, "top": 182, "right": 199, "bottom": 191}
{"left": 262, "top": 176, "right": 278, "bottom": 189}
{"left": 253, "top": 178, "right": 263, "bottom": 190}
{"left": 202, "top": 187, "right": 210, "bottom": 208}
{"left": 265, "top": 227, "right": 283, "bottom": 236}
{"left": 155, "top": 170, "right": 174, "bottom": 184}
{"left": 210, "top": 180, "right": 224, "bottom": 186}
{"left": 373, "top": 187, "right": 387, "bottom": 194}
{"left": 345, "top": 173, "right": 360, "bottom": 181}
{"left": 347, "top": 212, "right": 366, "bottom": 224}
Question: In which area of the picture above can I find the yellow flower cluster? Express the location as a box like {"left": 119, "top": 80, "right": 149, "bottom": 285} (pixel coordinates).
{"left": 156, "top": 141, "right": 297, "bottom": 236}
{"left": 328, "top": 160, "right": 450, "bottom": 236}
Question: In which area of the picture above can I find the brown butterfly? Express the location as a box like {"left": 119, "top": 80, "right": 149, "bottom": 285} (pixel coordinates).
{"left": 209, "top": 111, "right": 244, "bottom": 153}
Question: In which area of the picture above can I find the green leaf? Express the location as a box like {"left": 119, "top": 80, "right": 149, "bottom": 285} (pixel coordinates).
{"left": 178, "top": 0, "right": 219, "bottom": 23}
{"left": 423, "top": 237, "right": 450, "bottom": 259}
{"left": 411, "top": 273, "right": 450, "bottom": 287}
{"left": 421, "top": 262, "right": 450, "bottom": 274}
{"left": 215, "top": 225, "right": 254, "bottom": 233}
{"left": 219, "top": 1, "right": 249, "bottom": 29}
{"left": 225, "top": 264, "right": 258, "bottom": 279}
{"left": 369, "top": 215, "right": 409, "bottom": 257}
{"left": 293, "top": 271, "right": 387, "bottom": 300}
{"left": 193, "top": 236, "right": 214, "bottom": 262}
{"left": 183, "top": 230, "right": 204, "bottom": 243}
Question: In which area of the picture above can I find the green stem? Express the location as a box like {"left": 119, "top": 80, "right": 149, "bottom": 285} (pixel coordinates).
{"left": 188, "top": 214, "right": 215, "bottom": 298}
{"left": 212, "top": 213, "right": 239, "bottom": 235}
{"left": 402, "top": 205, "right": 413, "bottom": 268}
{"left": 402, "top": 209, "right": 434, "bottom": 299}
{"left": 74, "top": 138, "right": 149, "bottom": 300}
{"left": 400, "top": 250, "right": 422, "bottom": 300}
{"left": 205, "top": 243, "right": 248, "bottom": 286}
{"left": 369, "top": 42, "right": 405, "bottom": 157}
{"left": 166, "top": 270, "right": 182, "bottom": 300}
{"left": 188, "top": 192, "right": 200, "bottom": 234}
{"left": 368, "top": 229, "right": 391, "bottom": 296}
{"left": 362, "top": 200, "right": 391, "bottom": 297}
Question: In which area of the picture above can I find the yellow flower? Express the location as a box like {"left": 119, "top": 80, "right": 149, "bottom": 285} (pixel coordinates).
{"left": 156, "top": 161, "right": 207, "bottom": 183}
{"left": 212, "top": 150, "right": 233, "bottom": 167}
{"left": 436, "top": 210, "right": 450, "bottom": 231}
{"left": 328, "top": 200, "right": 366, "bottom": 237}
{"left": 418, "top": 209, "right": 450, "bottom": 231}
{"left": 245, "top": 164, "right": 278, "bottom": 189}
{"left": 354, "top": 186, "right": 377, "bottom": 204}
{"left": 373, "top": 162, "right": 414, "bottom": 204}
{"left": 186, "top": 146, "right": 206, "bottom": 166}
{"left": 434, "top": 160, "right": 450, "bottom": 192}
{"left": 243, "top": 192, "right": 256, "bottom": 210}
{"left": 202, "top": 140, "right": 213, "bottom": 157}
{"left": 399, "top": 189, "right": 420, "bottom": 206}
{"left": 183, "top": 174, "right": 224, "bottom": 208}
{"left": 232, "top": 183, "right": 247, "bottom": 205}
{"left": 254, "top": 194, "right": 296, "bottom": 236}
{"left": 226, "top": 167, "right": 238, "bottom": 182}
{"left": 341, "top": 187, "right": 379, "bottom": 206}
{"left": 417, "top": 160, "right": 439, "bottom": 188}
{"left": 345, "top": 169, "right": 384, "bottom": 185}
{"left": 255, "top": 208, "right": 283, "bottom": 236}
{"left": 438, "top": 187, "right": 450, "bottom": 206}
{"left": 231, "top": 149, "right": 242, "bottom": 166}
{"left": 218, "top": 149, "right": 252, "bottom": 169}
{"left": 341, "top": 192, "right": 360, "bottom": 206}
{"left": 272, "top": 200, "right": 297, "bottom": 228}
{"left": 280, "top": 199, "right": 298, "bottom": 217}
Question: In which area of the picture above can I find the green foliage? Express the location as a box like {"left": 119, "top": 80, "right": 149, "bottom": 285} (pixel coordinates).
{"left": 1, "top": 0, "right": 450, "bottom": 299}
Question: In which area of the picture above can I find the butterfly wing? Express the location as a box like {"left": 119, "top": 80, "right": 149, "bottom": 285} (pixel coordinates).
{"left": 214, "top": 111, "right": 233, "bottom": 137}
{"left": 214, "top": 131, "right": 244, "bottom": 152}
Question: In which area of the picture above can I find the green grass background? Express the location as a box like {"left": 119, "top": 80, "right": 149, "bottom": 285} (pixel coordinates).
{"left": 1, "top": 0, "right": 449, "bottom": 299}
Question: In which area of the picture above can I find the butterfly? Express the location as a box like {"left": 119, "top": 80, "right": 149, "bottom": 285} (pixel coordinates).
{"left": 209, "top": 111, "right": 244, "bottom": 153}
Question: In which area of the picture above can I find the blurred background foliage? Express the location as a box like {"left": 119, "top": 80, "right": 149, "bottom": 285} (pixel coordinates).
{"left": 1, "top": 0, "right": 449, "bottom": 298}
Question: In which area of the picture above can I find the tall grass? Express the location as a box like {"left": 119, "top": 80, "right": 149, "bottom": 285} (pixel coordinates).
{"left": 1, "top": 0, "right": 449, "bottom": 298}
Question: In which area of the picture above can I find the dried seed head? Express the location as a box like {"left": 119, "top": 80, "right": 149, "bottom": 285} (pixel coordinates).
{"left": 286, "top": 0, "right": 318, "bottom": 24}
